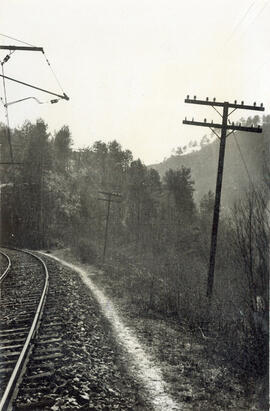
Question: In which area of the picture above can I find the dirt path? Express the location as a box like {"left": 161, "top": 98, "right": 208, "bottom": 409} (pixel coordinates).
{"left": 41, "top": 252, "right": 182, "bottom": 411}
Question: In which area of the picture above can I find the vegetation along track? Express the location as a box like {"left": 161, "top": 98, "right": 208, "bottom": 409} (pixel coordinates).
{"left": 0, "top": 248, "right": 49, "bottom": 410}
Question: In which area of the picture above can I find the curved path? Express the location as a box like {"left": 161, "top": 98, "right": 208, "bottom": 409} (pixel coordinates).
{"left": 40, "top": 252, "right": 182, "bottom": 411}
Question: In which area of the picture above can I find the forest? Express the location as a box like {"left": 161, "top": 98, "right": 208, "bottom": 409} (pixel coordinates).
{"left": 0, "top": 115, "right": 269, "bottom": 389}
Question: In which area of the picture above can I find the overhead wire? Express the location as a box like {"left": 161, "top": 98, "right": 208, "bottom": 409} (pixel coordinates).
{"left": 216, "top": 0, "right": 268, "bottom": 63}
{"left": 42, "top": 52, "right": 65, "bottom": 95}
{"left": 227, "top": 116, "right": 257, "bottom": 189}
{"left": 230, "top": 126, "right": 270, "bottom": 213}
{"left": 232, "top": 131, "right": 253, "bottom": 185}
{"left": 253, "top": 0, "right": 269, "bottom": 20}
{"left": 235, "top": 0, "right": 269, "bottom": 42}
{"left": 209, "top": 0, "right": 269, "bottom": 209}
{"left": 215, "top": 0, "right": 256, "bottom": 60}
{"left": 228, "top": 1, "right": 269, "bottom": 211}
{"left": 0, "top": 33, "right": 36, "bottom": 47}
{"left": 211, "top": 109, "right": 270, "bottom": 212}
{"left": 0, "top": 32, "right": 67, "bottom": 96}
{"left": 0, "top": 33, "right": 69, "bottom": 164}
{"left": 222, "top": 1, "right": 255, "bottom": 49}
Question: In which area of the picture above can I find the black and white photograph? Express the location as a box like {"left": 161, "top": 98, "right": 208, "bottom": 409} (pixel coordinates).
{"left": 0, "top": 1, "right": 269, "bottom": 409}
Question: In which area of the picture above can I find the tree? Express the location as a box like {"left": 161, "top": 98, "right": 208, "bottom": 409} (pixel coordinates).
{"left": 163, "top": 167, "right": 195, "bottom": 218}
{"left": 200, "top": 190, "right": 215, "bottom": 217}
{"left": 54, "top": 125, "right": 73, "bottom": 173}
{"left": 232, "top": 188, "right": 269, "bottom": 336}
{"left": 5, "top": 119, "right": 53, "bottom": 247}
{"left": 200, "top": 135, "right": 210, "bottom": 147}
{"left": 175, "top": 146, "right": 183, "bottom": 156}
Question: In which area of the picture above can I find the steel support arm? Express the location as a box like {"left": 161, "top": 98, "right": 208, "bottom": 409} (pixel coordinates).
{"left": 0, "top": 73, "right": 69, "bottom": 100}
{"left": 0, "top": 45, "right": 44, "bottom": 52}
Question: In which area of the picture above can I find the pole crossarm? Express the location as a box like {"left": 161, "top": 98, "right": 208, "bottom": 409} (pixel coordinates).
{"left": 0, "top": 73, "right": 69, "bottom": 100}
{"left": 184, "top": 97, "right": 265, "bottom": 111}
{"left": 0, "top": 45, "right": 44, "bottom": 52}
{"left": 183, "top": 120, "right": 262, "bottom": 133}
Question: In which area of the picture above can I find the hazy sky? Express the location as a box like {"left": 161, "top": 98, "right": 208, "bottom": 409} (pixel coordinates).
{"left": 0, "top": 0, "right": 269, "bottom": 164}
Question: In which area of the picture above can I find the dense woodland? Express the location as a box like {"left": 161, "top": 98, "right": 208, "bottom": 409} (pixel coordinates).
{"left": 0, "top": 116, "right": 269, "bottom": 385}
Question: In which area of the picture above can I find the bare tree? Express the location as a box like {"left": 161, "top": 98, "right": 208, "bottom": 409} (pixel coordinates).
{"left": 232, "top": 187, "right": 269, "bottom": 335}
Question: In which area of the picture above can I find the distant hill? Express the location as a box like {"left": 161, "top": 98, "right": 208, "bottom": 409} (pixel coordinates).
{"left": 149, "top": 123, "right": 269, "bottom": 207}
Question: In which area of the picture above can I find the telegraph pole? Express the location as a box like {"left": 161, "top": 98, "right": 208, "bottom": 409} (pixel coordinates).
{"left": 183, "top": 96, "right": 264, "bottom": 302}
{"left": 99, "top": 191, "right": 122, "bottom": 263}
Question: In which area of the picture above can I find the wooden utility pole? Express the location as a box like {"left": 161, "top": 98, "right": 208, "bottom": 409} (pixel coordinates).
{"left": 183, "top": 96, "right": 264, "bottom": 302}
{"left": 99, "top": 191, "right": 122, "bottom": 263}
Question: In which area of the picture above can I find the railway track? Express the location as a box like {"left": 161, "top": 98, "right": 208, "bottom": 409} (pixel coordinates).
{"left": 0, "top": 249, "right": 148, "bottom": 410}
{"left": 0, "top": 248, "right": 54, "bottom": 410}
{"left": 0, "top": 250, "right": 11, "bottom": 283}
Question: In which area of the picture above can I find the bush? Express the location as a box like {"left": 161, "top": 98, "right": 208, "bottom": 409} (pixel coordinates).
{"left": 73, "top": 238, "right": 97, "bottom": 264}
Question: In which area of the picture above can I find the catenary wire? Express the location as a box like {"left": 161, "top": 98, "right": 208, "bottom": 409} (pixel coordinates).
{"left": 0, "top": 34, "right": 65, "bottom": 95}
{"left": 235, "top": 1, "right": 269, "bottom": 43}
{"left": 216, "top": 1, "right": 267, "bottom": 60}
{"left": 0, "top": 33, "right": 36, "bottom": 47}
{"left": 42, "top": 52, "right": 65, "bottom": 94}
{"left": 223, "top": 1, "right": 255, "bottom": 48}
{"left": 0, "top": 33, "right": 66, "bottom": 95}
{"left": 0, "top": 33, "right": 68, "bottom": 163}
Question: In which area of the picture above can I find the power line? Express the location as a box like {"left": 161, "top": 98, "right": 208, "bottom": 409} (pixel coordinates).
{"left": 43, "top": 52, "right": 65, "bottom": 95}
{"left": 217, "top": 1, "right": 268, "bottom": 59}
{"left": 235, "top": 1, "right": 269, "bottom": 42}
{"left": 0, "top": 33, "right": 67, "bottom": 97}
{"left": 232, "top": 129, "right": 270, "bottom": 213}
{"left": 0, "top": 33, "right": 36, "bottom": 47}
{"left": 0, "top": 46, "right": 69, "bottom": 100}
{"left": 223, "top": 1, "right": 255, "bottom": 48}
{"left": 183, "top": 96, "right": 264, "bottom": 303}
{"left": 249, "top": 0, "right": 269, "bottom": 24}
{"left": 232, "top": 131, "right": 252, "bottom": 184}
{"left": 0, "top": 42, "right": 69, "bottom": 164}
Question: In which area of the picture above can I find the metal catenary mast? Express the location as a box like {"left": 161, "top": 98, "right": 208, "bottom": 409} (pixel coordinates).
{"left": 0, "top": 43, "right": 69, "bottom": 165}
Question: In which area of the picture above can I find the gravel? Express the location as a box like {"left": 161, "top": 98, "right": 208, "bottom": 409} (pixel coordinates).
{"left": 14, "top": 254, "right": 149, "bottom": 410}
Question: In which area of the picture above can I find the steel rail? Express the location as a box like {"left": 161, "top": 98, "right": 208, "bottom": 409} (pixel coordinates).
{"left": 0, "top": 248, "right": 49, "bottom": 411}
{"left": 0, "top": 249, "right": 11, "bottom": 282}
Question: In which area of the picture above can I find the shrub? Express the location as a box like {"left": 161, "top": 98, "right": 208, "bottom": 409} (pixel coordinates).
{"left": 73, "top": 238, "right": 97, "bottom": 264}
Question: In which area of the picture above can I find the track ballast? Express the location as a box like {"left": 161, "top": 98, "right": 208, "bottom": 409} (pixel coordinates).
{"left": 0, "top": 249, "right": 146, "bottom": 410}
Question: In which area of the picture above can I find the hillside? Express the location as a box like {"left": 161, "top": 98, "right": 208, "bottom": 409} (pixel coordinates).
{"left": 149, "top": 122, "right": 270, "bottom": 207}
